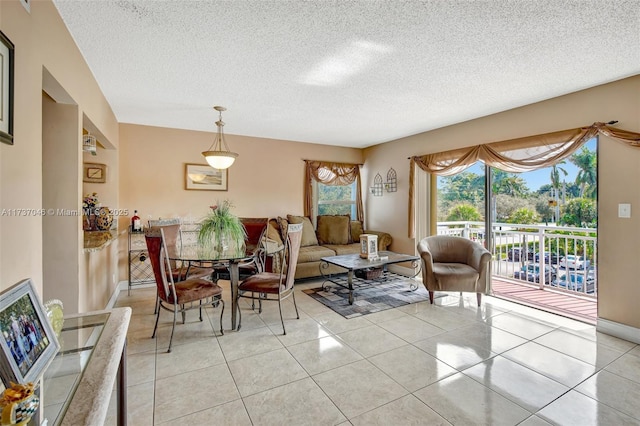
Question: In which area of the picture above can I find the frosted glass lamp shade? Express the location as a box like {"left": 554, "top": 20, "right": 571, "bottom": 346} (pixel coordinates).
{"left": 202, "top": 151, "right": 238, "bottom": 169}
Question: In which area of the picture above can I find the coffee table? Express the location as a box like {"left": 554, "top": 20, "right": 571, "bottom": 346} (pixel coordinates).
{"left": 320, "top": 250, "right": 421, "bottom": 304}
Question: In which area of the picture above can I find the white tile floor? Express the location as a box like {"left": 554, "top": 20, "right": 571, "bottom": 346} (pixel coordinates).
{"left": 108, "top": 280, "right": 640, "bottom": 425}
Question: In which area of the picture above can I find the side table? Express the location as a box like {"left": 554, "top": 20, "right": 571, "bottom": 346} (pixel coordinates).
{"left": 39, "top": 307, "right": 131, "bottom": 425}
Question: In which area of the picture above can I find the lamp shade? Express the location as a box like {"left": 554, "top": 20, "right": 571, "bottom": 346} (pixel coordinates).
{"left": 201, "top": 106, "right": 238, "bottom": 170}
{"left": 203, "top": 151, "right": 238, "bottom": 169}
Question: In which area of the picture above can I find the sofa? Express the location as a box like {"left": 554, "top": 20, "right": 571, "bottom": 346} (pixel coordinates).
{"left": 265, "top": 215, "right": 392, "bottom": 279}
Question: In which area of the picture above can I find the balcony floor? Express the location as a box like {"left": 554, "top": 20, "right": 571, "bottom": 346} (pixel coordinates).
{"left": 491, "top": 277, "right": 597, "bottom": 325}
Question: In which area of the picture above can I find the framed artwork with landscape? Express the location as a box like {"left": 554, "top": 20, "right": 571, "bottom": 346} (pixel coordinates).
{"left": 185, "top": 163, "right": 228, "bottom": 191}
{"left": 0, "top": 279, "right": 60, "bottom": 386}
{"left": 0, "top": 31, "right": 15, "bottom": 145}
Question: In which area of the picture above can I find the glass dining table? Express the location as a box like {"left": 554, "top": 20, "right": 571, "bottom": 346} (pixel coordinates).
{"left": 167, "top": 241, "right": 253, "bottom": 330}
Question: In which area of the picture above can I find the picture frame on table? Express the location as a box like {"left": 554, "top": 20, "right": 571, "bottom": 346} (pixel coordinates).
{"left": 185, "top": 163, "right": 228, "bottom": 191}
{"left": 0, "top": 31, "right": 15, "bottom": 146}
{"left": 0, "top": 279, "right": 60, "bottom": 386}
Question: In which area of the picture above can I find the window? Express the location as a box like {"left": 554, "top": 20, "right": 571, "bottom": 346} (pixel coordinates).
{"left": 314, "top": 180, "right": 357, "bottom": 219}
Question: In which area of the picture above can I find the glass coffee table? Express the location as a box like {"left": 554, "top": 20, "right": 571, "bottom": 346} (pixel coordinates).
{"left": 320, "top": 251, "right": 421, "bottom": 304}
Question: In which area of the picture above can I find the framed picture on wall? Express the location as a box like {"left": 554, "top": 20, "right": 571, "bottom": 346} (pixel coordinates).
{"left": 0, "top": 279, "right": 60, "bottom": 386}
{"left": 0, "top": 31, "right": 15, "bottom": 145}
{"left": 185, "top": 163, "right": 228, "bottom": 191}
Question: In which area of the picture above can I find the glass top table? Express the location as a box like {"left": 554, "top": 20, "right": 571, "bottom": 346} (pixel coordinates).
{"left": 167, "top": 242, "right": 254, "bottom": 330}
{"left": 40, "top": 308, "right": 130, "bottom": 426}
{"left": 320, "top": 251, "right": 421, "bottom": 304}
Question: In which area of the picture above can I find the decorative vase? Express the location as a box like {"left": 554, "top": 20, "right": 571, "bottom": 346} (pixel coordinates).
{"left": 95, "top": 207, "right": 113, "bottom": 231}
{"left": 214, "top": 232, "right": 228, "bottom": 252}
{"left": 0, "top": 393, "right": 39, "bottom": 426}
{"left": 83, "top": 214, "right": 98, "bottom": 231}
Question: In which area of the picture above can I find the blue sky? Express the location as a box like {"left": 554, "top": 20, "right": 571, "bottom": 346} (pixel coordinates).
{"left": 442, "top": 138, "right": 597, "bottom": 191}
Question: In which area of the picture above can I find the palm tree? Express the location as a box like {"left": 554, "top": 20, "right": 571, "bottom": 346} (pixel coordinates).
{"left": 492, "top": 169, "right": 529, "bottom": 197}
{"left": 550, "top": 161, "right": 568, "bottom": 193}
{"left": 550, "top": 161, "right": 568, "bottom": 222}
{"left": 570, "top": 147, "right": 597, "bottom": 198}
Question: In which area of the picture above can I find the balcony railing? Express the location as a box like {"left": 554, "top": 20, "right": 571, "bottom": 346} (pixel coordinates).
{"left": 436, "top": 221, "right": 597, "bottom": 298}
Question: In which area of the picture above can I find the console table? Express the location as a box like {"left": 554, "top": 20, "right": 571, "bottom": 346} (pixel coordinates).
{"left": 39, "top": 307, "right": 131, "bottom": 425}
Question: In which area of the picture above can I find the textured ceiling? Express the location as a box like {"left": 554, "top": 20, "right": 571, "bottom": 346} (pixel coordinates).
{"left": 52, "top": 0, "right": 640, "bottom": 148}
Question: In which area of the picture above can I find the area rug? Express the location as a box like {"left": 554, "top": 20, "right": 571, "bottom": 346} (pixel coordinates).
{"left": 303, "top": 277, "right": 431, "bottom": 318}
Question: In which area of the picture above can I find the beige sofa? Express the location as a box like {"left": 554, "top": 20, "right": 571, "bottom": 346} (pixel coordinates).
{"left": 266, "top": 215, "right": 392, "bottom": 279}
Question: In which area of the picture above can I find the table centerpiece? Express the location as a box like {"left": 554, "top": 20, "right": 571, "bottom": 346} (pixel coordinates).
{"left": 198, "top": 200, "right": 246, "bottom": 252}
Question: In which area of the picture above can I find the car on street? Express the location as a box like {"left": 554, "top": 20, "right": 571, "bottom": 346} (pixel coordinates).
{"left": 553, "top": 269, "right": 596, "bottom": 293}
{"left": 507, "top": 247, "right": 535, "bottom": 261}
{"left": 534, "top": 252, "right": 561, "bottom": 264}
{"left": 513, "top": 263, "right": 556, "bottom": 284}
{"left": 559, "top": 255, "right": 590, "bottom": 270}
{"left": 507, "top": 247, "right": 523, "bottom": 261}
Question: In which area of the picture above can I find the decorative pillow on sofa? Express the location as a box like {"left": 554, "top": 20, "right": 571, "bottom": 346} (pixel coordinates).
{"left": 267, "top": 219, "right": 284, "bottom": 246}
{"left": 350, "top": 220, "right": 364, "bottom": 243}
{"left": 276, "top": 216, "right": 289, "bottom": 243}
{"left": 286, "top": 215, "right": 319, "bottom": 247}
{"left": 316, "top": 215, "right": 350, "bottom": 245}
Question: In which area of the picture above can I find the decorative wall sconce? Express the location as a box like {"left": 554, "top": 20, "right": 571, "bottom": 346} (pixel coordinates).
{"left": 370, "top": 168, "right": 397, "bottom": 196}
{"left": 384, "top": 167, "right": 397, "bottom": 192}
{"left": 370, "top": 173, "right": 383, "bottom": 196}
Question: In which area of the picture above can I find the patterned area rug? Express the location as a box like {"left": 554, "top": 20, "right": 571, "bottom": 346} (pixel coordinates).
{"left": 303, "top": 276, "right": 430, "bottom": 318}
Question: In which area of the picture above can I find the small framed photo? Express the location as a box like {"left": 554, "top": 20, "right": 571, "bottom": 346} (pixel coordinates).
{"left": 0, "top": 31, "right": 15, "bottom": 146}
{"left": 0, "top": 279, "right": 60, "bottom": 386}
{"left": 185, "top": 163, "right": 228, "bottom": 191}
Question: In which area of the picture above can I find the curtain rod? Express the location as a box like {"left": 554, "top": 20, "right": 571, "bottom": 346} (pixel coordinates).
{"left": 405, "top": 120, "right": 619, "bottom": 160}
{"left": 301, "top": 159, "right": 364, "bottom": 166}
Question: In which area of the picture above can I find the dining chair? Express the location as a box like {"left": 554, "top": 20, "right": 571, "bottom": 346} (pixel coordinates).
{"left": 146, "top": 226, "right": 224, "bottom": 352}
{"left": 212, "top": 217, "right": 270, "bottom": 286}
{"left": 236, "top": 223, "right": 303, "bottom": 334}
{"left": 146, "top": 221, "right": 214, "bottom": 314}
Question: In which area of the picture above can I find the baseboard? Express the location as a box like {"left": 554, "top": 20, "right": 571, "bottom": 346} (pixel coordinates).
{"left": 105, "top": 280, "right": 154, "bottom": 309}
{"left": 597, "top": 318, "right": 640, "bottom": 344}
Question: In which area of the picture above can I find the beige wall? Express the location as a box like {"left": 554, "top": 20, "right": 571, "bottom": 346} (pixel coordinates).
{"left": 364, "top": 75, "right": 640, "bottom": 329}
{"left": 117, "top": 123, "right": 362, "bottom": 279}
{"left": 0, "top": 0, "right": 118, "bottom": 311}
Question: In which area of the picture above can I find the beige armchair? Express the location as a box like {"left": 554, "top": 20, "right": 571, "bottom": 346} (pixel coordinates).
{"left": 417, "top": 235, "right": 491, "bottom": 306}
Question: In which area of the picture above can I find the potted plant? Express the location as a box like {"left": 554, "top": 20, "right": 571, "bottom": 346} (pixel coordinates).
{"left": 198, "top": 200, "right": 246, "bottom": 251}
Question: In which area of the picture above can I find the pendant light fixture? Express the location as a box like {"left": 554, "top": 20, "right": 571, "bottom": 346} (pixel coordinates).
{"left": 202, "top": 106, "right": 238, "bottom": 169}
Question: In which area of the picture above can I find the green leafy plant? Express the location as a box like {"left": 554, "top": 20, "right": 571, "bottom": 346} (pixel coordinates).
{"left": 198, "top": 200, "right": 246, "bottom": 249}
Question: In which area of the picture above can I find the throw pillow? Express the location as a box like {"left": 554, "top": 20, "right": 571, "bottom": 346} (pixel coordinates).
{"left": 266, "top": 220, "right": 283, "bottom": 246}
{"left": 350, "top": 220, "right": 364, "bottom": 243}
{"left": 287, "top": 215, "right": 318, "bottom": 247}
{"left": 316, "top": 215, "right": 350, "bottom": 245}
{"left": 276, "top": 216, "right": 289, "bottom": 243}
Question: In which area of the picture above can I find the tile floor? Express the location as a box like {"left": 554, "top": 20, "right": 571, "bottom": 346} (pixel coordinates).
{"left": 107, "top": 280, "right": 640, "bottom": 425}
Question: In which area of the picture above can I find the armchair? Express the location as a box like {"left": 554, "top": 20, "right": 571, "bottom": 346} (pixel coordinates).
{"left": 417, "top": 235, "right": 491, "bottom": 306}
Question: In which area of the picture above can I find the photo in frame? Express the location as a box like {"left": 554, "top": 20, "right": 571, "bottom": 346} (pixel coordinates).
{"left": 0, "top": 279, "right": 60, "bottom": 386}
{"left": 0, "top": 31, "right": 15, "bottom": 145}
{"left": 185, "top": 163, "right": 228, "bottom": 191}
